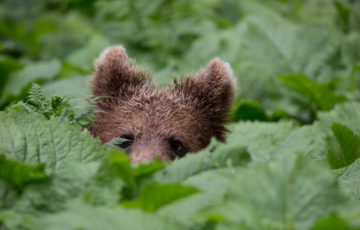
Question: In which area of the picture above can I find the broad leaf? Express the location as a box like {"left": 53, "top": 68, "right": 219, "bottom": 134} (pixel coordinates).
{"left": 133, "top": 183, "right": 198, "bottom": 212}
{"left": 157, "top": 168, "right": 237, "bottom": 229}
{"left": 279, "top": 73, "right": 347, "bottom": 111}
{"left": 0, "top": 154, "right": 47, "bottom": 188}
{"left": 35, "top": 200, "right": 187, "bottom": 230}
{"left": 227, "top": 120, "right": 297, "bottom": 161}
{"left": 66, "top": 36, "right": 112, "bottom": 71}
{"left": 153, "top": 139, "right": 250, "bottom": 183}
{"left": 328, "top": 123, "right": 360, "bottom": 169}
{"left": 108, "top": 149, "right": 134, "bottom": 189}
{"left": 339, "top": 158, "right": 360, "bottom": 200}
{"left": 81, "top": 155, "right": 124, "bottom": 206}
{"left": 0, "top": 111, "right": 106, "bottom": 174}
{"left": 132, "top": 157, "right": 165, "bottom": 179}
{"left": 235, "top": 15, "right": 339, "bottom": 115}
{"left": 0, "top": 56, "right": 22, "bottom": 104}
{"left": 231, "top": 100, "right": 269, "bottom": 122}
{"left": 315, "top": 102, "right": 360, "bottom": 136}
{"left": 270, "top": 126, "right": 328, "bottom": 161}
{"left": 200, "top": 153, "right": 345, "bottom": 230}
{"left": 41, "top": 76, "right": 89, "bottom": 106}
{"left": 0, "top": 59, "right": 62, "bottom": 106}
{"left": 310, "top": 214, "right": 360, "bottom": 230}
{"left": 0, "top": 161, "right": 100, "bottom": 217}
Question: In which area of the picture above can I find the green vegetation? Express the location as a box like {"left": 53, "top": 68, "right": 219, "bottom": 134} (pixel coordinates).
{"left": 1, "top": 0, "right": 360, "bottom": 229}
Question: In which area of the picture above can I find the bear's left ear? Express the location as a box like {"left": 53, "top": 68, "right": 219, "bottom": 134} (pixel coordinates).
{"left": 179, "top": 57, "right": 237, "bottom": 115}
{"left": 90, "top": 45, "right": 151, "bottom": 100}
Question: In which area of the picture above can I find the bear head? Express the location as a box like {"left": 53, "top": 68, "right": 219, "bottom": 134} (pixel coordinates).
{"left": 88, "top": 45, "right": 236, "bottom": 162}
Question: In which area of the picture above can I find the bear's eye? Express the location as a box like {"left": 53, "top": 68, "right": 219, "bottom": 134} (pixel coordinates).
{"left": 169, "top": 140, "right": 187, "bottom": 157}
{"left": 117, "top": 135, "right": 134, "bottom": 149}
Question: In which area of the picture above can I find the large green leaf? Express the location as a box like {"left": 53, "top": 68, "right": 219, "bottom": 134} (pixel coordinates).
{"left": 0, "top": 56, "right": 22, "bottom": 100}
{"left": 340, "top": 158, "right": 360, "bottom": 200}
{"left": 233, "top": 15, "right": 339, "bottom": 115}
{"left": 271, "top": 103, "right": 360, "bottom": 164}
{"left": 2, "top": 152, "right": 122, "bottom": 216}
{"left": 3, "top": 162, "right": 100, "bottom": 214}
{"left": 310, "top": 214, "right": 360, "bottom": 230}
{"left": 132, "top": 183, "right": 198, "bottom": 212}
{"left": 200, "top": 153, "right": 345, "bottom": 230}
{"left": 231, "top": 100, "right": 269, "bottom": 122}
{"left": 279, "top": 73, "right": 347, "bottom": 111}
{"left": 108, "top": 149, "right": 134, "bottom": 189}
{"left": 0, "top": 111, "right": 106, "bottom": 174}
{"left": 81, "top": 154, "right": 125, "bottom": 206}
{"left": 33, "top": 200, "right": 187, "bottom": 230}
{"left": 153, "top": 139, "right": 250, "bottom": 183}
{"left": 0, "top": 154, "right": 47, "bottom": 188}
{"left": 65, "top": 36, "right": 112, "bottom": 71}
{"left": 0, "top": 59, "right": 62, "bottom": 107}
{"left": 131, "top": 157, "right": 165, "bottom": 179}
{"left": 41, "top": 76, "right": 90, "bottom": 106}
{"left": 157, "top": 168, "right": 237, "bottom": 229}
{"left": 328, "top": 123, "right": 360, "bottom": 169}
{"left": 315, "top": 102, "right": 360, "bottom": 136}
{"left": 270, "top": 125, "right": 328, "bottom": 161}
{"left": 227, "top": 120, "right": 297, "bottom": 161}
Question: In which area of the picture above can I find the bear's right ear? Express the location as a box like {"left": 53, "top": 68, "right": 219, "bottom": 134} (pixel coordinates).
{"left": 90, "top": 45, "right": 151, "bottom": 99}
{"left": 174, "top": 58, "right": 237, "bottom": 141}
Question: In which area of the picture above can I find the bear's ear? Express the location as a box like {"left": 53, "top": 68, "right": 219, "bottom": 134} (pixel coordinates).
{"left": 180, "top": 57, "right": 237, "bottom": 113}
{"left": 90, "top": 45, "right": 151, "bottom": 99}
{"left": 176, "top": 58, "right": 237, "bottom": 139}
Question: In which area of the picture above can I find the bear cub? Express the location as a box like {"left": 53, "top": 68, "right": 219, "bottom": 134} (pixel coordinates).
{"left": 88, "top": 45, "right": 236, "bottom": 162}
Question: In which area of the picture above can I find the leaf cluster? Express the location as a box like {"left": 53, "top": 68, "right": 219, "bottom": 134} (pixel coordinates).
{"left": 6, "top": 83, "right": 101, "bottom": 126}
{"left": 1, "top": 102, "right": 360, "bottom": 229}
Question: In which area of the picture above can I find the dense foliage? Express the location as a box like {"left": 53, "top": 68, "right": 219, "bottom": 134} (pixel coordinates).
{"left": 1, "top": 0, "right": 360, "bottom": 229}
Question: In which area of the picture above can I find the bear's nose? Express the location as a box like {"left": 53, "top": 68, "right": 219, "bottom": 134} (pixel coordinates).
{"left": 128, "top": 142, "right": 171, "bottom": 163}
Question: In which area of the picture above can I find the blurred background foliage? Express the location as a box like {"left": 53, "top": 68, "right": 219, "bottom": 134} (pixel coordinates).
{"left": 0, "top": 0, "right": 359, "bottom": 123}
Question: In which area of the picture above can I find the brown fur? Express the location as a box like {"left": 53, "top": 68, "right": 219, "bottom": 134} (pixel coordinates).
{"left": 87, "top": 45, "right": 236, "bottom": 162}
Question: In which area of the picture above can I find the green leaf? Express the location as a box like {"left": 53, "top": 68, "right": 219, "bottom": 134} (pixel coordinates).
{"left": 35, "top": 200, "right": 187, "bottom": 230}
{"left": 340, "top": 158, "right": 360, "bottom": 199}
{"left": 200, "top": 153, "right": 345, "bottom": 230}
{"left": 0, "top": 211, "right": 39, "bottom": 230}
{"left": 316, "top": 102, "right": 360, "bottom": 136}
{"left": 157, "top": 168, "right": 236, "bottom": 229}
{"left": 332, "top": 166, "right": 350, "bottom": 177}
{"left": 0, "top": 111, "right": 106, "bottom": 174}
{"left": 0, "top": 59, "right": 62, "bottom": 107}
{"left": 272, "top": 103, "right": 360, "bottom": 163}
{"left": 132, "top": 157, "right": 165, "bottom": 179}
{"left": 106, "top": 136, "right": 131, "bottom": 149}
{"left": 41, "top": 76, "right": 89, "bottom": 106}
{"left": 231, "top": 100, "right": 269, "bottom": 122}
{"left": 1, "top": 162, "right": 100, "bottom": 215}
{"left": 328, "top": 123, "right": 360, "bottom": 169}
{"left": 227, "top": 120, "right": 297, "bottom": 161}
{"left": 271, "top": 109, "right": 288, "bottom": 121}
{"left": 271, "top": 125, "right": 329, "bottom": 161}
{"left": 0, "top": 154, "right": 47, "bottom": 188}
{"left": 153, "top": 139, "right": 250, "bottom": 183}
{"left": 81, "top": 155, "right": 124, "bottom": 206}
{"left": 0, "top": 56, "right": 22, "bottom": 99}
{"left": 66, "top": 36, "right": 112, "bottom": 71}
{"left": 134, "top": 183, "right": 198, "bottom": 212}
{"left": 278, "top": 73, "right": 347, "bottom": 111}
{"left": 233, "top": 15, "right": 340, "bottom": 115}
{"left": 108, "top": 149, "right": 134, "bottom": 189}
{"left": 310, "top": 214, "right": 360, "bottom": 230}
